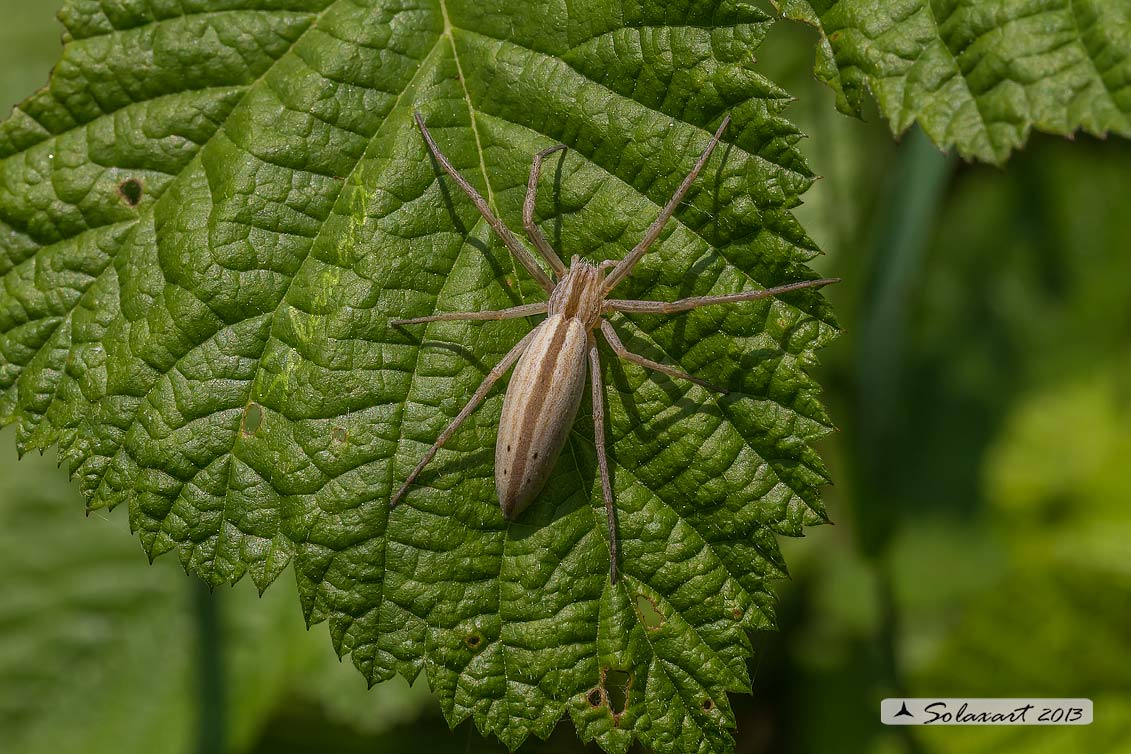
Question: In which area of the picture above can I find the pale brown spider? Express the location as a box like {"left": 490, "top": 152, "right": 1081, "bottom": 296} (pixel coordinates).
{"left": 391, "top": 112, "right": 837, "bottom": 583}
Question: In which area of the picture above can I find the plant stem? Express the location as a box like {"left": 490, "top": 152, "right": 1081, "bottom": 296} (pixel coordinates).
{"left": 854, "top": 126, "right": 954, "bottom": 555}
{"left": 853, "top": 127, "right": 953, "bottom": 754}
{"left": 193, "top": 580, "right": 226, "bottom": 754}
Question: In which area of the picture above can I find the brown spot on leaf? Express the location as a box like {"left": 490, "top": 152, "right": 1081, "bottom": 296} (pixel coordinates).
{"left": 118, "top": 178, "right": 143, "bottom": 207}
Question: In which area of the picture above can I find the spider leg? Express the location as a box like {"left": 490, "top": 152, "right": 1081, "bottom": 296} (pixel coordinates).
{"left": 588, "top": 334, "right": 619, "bottom": 584}
{"left": 390, "top": 327, "right": 540, "bottom": 509}
{"left": 414, "top": 112, "right": 555, "bottom": 292}
{"left": 603, "top": 116, "right": 731, "bottom": 294}
{"left": 600, "top": 320, "right": 727, "bottom": 394}
{"left": 392, "top": 301, "right": 548, "bottom": 326}
{"left": 607, "top": 277, "right": 839, "bottom": 315}
{"left": 523, "top": 145, "right": 569, "bottom": 277}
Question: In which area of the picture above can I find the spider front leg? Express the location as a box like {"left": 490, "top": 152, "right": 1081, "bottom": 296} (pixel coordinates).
{"left": 390, "top": 327, "right": 540, "bottom": 508}
{"left": 523, "top": 144, "right": 568, "bottom": 277}
{"left": 414, "top": 112, "right": 556, "bottom": 292}
{"left": 588, "top": 334, "right": 619, "bottom": 584}
{"left": 603, "top": 116, "right": 731, "bottom": 294}
{"left": 391, "top": 301, "right": 547, "bottom": 326}
{"left": 607, "top": 277, "right": 840, "bottom": 315}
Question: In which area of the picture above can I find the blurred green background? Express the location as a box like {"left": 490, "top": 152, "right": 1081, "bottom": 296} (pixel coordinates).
{"left": 2, "top": 4, "right": 1129, "bottom": 754}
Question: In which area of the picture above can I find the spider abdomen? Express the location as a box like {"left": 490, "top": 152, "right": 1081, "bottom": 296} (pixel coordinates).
{"left": 496, "top": 314, "right": 588, "bottom": 519}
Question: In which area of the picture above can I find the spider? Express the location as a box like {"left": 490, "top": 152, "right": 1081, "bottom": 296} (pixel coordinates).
{"left": 390, "top": 112, "right": 837, "bottom": 584}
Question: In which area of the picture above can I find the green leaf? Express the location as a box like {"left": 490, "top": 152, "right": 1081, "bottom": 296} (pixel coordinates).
{"left": 777, "top": 0, "right": 1131, "bottom": 163}
{"left": 0, "top": 2, "right": 837, "bottom": 752}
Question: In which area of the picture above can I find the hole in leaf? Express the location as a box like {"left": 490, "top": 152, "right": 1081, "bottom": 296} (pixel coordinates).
{"left": 118, "top": 178, "right": 143, "bottom": 206}
{"left": 702, "top": 698, "right": 715, "bottom": 712}
{"left": 464, "top": 633, "right": 482, "bottom": 650}
{"left": 732, "top": 606, "right": 743, "bottom": 620}
{"left": 635, "top": 594, "right": 664, "bottom": 629}
{"left": 242, "top": 402, "right": 264, "bottom": 435}
{"left": 586, "top": 688, "right": 603, "bottom": 708}
{"left": 603, "top": 669, "right": 631, "bottom": 716}
{"left": 331, "top": 426, "right": 347, "bottom": 443}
